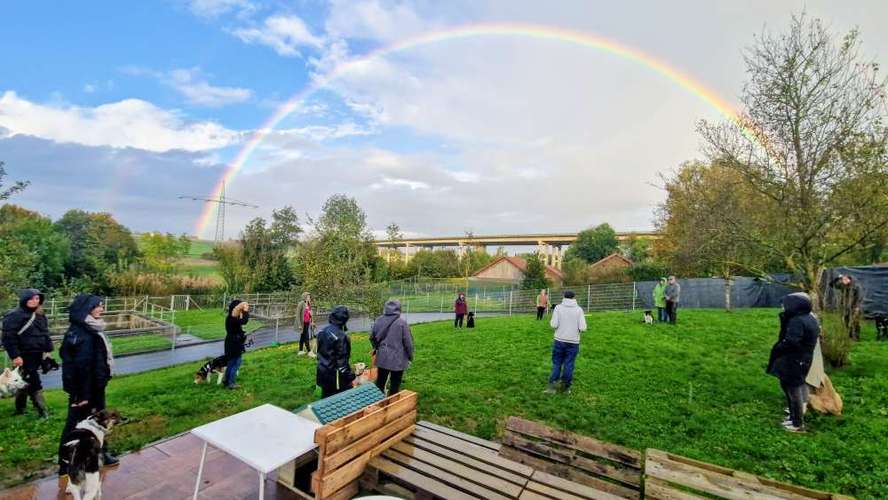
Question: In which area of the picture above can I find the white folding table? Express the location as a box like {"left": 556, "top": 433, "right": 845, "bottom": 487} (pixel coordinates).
{"left": 191, "top": 403, "right": 321, "bottom": 500}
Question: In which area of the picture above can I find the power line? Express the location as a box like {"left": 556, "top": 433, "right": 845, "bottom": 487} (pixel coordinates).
{"left": 179, "top": 181, "right": 258, "bottom": 243}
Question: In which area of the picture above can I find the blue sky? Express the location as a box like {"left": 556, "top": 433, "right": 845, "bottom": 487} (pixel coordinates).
{"left": 1, "top": 1, "right": 886, "bottom": 239}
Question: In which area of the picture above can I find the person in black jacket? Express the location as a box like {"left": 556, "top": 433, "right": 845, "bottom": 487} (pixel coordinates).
{"left": 58, "top": 294, "right": 118, "bottom": 476}
{"left": 223, "top": 300, "right": 250, "bottom": 389}
{"left": 766, "top": 292, "right": 820, "bottom": 432}
{"left": 316, "top": 306, "right": 355, "bottom": 398}
{"left": 2, "top": 288, "right": 53, "bottom": 418}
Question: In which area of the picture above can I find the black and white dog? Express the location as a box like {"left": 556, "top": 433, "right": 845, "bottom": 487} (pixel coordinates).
{"left": 61, "top": 409, "right": 123, "bottom": 500}
{"left": 194, "top": 355, "right": 228, "bottom": 384}
{"left": 643, "top": 310, "right": 654, "bottom": 325}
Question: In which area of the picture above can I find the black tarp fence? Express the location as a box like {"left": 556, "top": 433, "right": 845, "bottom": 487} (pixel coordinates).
{"left": 635, "top": 277, "right": 798, "bottom": 310}
{"left": 822, "top": 266, "right": 888, "bottom": 318}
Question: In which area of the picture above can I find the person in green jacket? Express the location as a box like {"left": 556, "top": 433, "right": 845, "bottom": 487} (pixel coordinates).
{"left": 653, "top": 278, "right": 667, "bottom": 323}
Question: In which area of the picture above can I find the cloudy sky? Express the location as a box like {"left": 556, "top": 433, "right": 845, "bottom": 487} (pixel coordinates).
{"left": 2, "top": 1, "right": 886, "bottom": 240}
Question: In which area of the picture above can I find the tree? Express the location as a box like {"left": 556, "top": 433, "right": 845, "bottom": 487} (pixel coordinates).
{"left": 213, "top": 242, "right": 250, "bottom": 292}
{"left": 0, "top": 161, "right": 29, "bottom": 201}
{"left": 521, "top": 253, "right": 550, "bottom": 290}
{"left": 697, "top": 15, "right": 888, "bottom": 307}
{"left": 566, "top": 224, "right": 619, "bottom": 263}
{"left": 239, "top": 206, "right": 301, "bottom": 292}
{"left": 139, "top": 233, "right": 191, "bottom": 274}
{"left": 55, "top": 210, "right": 139, "bottom": 289}
{"left": 0, "top": 205, "right": 69, "bottom": 297}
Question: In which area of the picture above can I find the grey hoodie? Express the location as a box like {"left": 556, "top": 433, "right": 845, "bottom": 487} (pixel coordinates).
{"left": 370, "top": 300, "right": 415, "bottom": 371}
{"left": 550, "top": 298, "right": 587, "bottom": 344}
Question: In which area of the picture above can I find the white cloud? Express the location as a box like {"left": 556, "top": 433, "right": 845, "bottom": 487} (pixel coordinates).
{"left": 0, "top": 91, "right": 240, "bottom": 152}
{"left": 232, "top": 15, "right": 323, "bottom": 57}
{"left": 166, "top": 68, "right": 252, "bottom": 107}
{"left": 325, "top": 0, "right": 430, "bottom": 42}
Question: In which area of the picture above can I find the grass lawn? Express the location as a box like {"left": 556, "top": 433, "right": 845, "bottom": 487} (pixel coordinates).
{"left": 111, "top": 333, "right": 172, "bottom": 355}
{"left": 173, "top": 309, "right": 263, "bottom": 340}
{"left": 0, "top": 309, "right": 884, "bottom": 497}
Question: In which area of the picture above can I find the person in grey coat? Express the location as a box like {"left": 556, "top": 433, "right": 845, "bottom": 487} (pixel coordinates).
{"left": 370, "top": 300, "right": 415, "bottom": 395}
{"left": 664, "top": 275, "right": 681, "bottom": 325}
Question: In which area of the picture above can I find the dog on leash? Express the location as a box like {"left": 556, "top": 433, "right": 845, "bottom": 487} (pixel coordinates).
{"left": 643, "top": 310, "right": 654, "bottom": 325}
{"left": 466, "top": 311, "right": 476, "bottom": 328}
{"left": 0, "top": 367, "right": 28, "bottom": 398}
{"left": 194, "top": 355, "right": 228, "bottom": 384}
{"left": 61, "top": 409, "right": 123, "bottom": 500}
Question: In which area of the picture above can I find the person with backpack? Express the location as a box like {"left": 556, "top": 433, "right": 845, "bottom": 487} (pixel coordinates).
{"left": 454, "top": 292, "right": 468, "bottom": 328}
{"left": 370, "top": 300, "right": 415, "bottom": 396}
{"left": 58, "top": 294, "right": 118, "bottom": 476}
{"left": 2, "top": 288, "right": 53, "bottom": 418}
{"left": 296, "top": 292, "right": 316, "bottom": 357}
{"left": 223, "top": 300, "right": 250, "bottom": 389}
{"left": 316, "top": 306, "right": 355, "bottom": 398}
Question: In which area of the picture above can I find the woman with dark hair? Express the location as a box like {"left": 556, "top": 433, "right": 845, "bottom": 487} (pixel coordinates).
{"left": 316, "top": 306, "right": 355, "bottom": 398}
{"left": 454, "top": 292, "right": 468, "bottom": 328}
{"left": 58, "top": 294, "right": 118, "bottom": 476}
{"left": 223, "top": 300, "right": 250, "bottom": 389}
{"left": 2, "top": 288, "right": 53, "bottom": 418}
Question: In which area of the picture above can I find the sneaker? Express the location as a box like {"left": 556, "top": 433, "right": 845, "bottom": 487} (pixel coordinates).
{"left": 543, "top": 383, "right": 557, "bottom": 395}
{"left": 563, "top": 387, "right": 572, "bottom": 395}
{"left": 297, "top": 351, "right": 306, "bottom": 356}
{"left": 783, "top": 424, "right": 806, "bottom": 433}
{"left": 226, "top": 384, "right": 240, "bottom": 390}
{"left": 308, "top": 352, "right": 317, "bottom": 358}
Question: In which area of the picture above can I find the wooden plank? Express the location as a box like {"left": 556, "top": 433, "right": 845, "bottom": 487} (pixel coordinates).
{"left": 321, "top": 410, "right": 416, "bottom": 473}
{"left": 643, "top": 477, "right": 708, "bottom": 500}
{"left": 404, "top": 434, "right": 530, "bottom": 486}
{"left": 370, "top": 455, "right": 479, "bottom": 500}
{"left": 502, "top": 433, "right": 574, "bottom": 464}
{"left": 524, "top": 481, "right": 588, "bottom": 500}
{"left": 314, "top": 424, "right": 416, "bottom": 498}
{"left": 519, "top": 491, "right": 556, "bottom": 500}
{"left": 325, "top": 480, "right": 359, "bottom": 500}
{"left": 530, "top": 470, "right": 624, "bottom": 500}
{"left": 323, "top": 392, "right": 417, "bottom": 454}
{"left": 499, "top": 447, "right": 638, "bottom": 499}
{"left": 413, "top": 426, "right": 535, "bottom": 477}
{"left": 390, "top": 441, "right": 525, "bottom": 498}
{"left": 645, "top": 449, "right": 814, "bottom": 500}
{"left": 418, "top": 420, "right": 502, "bottom": 452}
{"left": 506, "top": 417, "right": 641, "bottom": 468}
{"left": 383, "top": 448, "right": 514, "bottom": 500}
{"left": 315, "top": 390, "right": 413, "bottom": 441}
{"left": 573, "top": 455, "right": 641, "bottom": 488}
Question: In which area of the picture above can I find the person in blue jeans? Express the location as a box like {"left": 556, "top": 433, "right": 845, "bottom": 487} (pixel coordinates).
{"left": 223, "top": 300, "right": 250, "bottom": 389}
{"left": 545, "top": 290, "right": 587, "bottom": 395}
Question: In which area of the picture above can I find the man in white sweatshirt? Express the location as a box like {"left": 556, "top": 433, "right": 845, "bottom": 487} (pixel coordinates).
{"left": 546, "top": 290, "right": 587, "bottom": 395}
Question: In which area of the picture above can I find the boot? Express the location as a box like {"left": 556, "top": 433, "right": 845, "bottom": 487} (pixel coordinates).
{"left": 31, "top": 391, "right": 49, "bottom": 419}
{"left": 102, "top": 449, "right": 120, "bottom": 468}
{"left": 14, "top": 391, "right": 28, "bottom": 415}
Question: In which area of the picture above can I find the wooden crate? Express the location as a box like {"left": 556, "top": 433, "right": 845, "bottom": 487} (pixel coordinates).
{"left": 644, "top": 449, "right": 854, "bottom": 500}
{"left": 500, "top": 417, "right": 642, "bottom": 499}
{"left": 310, "top": 390, "right": 418, "bottom": 500}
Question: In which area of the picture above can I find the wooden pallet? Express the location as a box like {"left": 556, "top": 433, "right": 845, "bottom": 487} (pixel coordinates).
{"left": 310, "top": 390, "right": 418, "bottom": 500}
{"left": 644, "top": 449, "right": 854, "bottom": 500}
{"left": 499, "top": 417, "right": 642, "bottom": 499}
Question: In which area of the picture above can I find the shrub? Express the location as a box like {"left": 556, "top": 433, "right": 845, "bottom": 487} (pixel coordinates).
{"left": 820, "top": 312, "right": 852, "bottom": 368}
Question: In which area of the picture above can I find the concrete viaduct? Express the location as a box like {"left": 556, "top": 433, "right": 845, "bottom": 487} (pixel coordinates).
{"left": 373, "top": 231, "right": 659, "bottom": 270}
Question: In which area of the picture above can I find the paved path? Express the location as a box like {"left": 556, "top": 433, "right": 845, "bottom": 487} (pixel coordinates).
{"left": 37, "top": 311, "right": 502, "bottom": 389}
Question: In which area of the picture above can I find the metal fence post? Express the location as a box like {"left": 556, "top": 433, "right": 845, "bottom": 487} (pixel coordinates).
{"left": 587, "top": 284, "right": 591, "bottom": 310}
{"left": 509, "top": 291, "right": 513, "bottom": 316}
{"left": 440, "top": 296, "right": 444, "bottom": 313}
{"left": 274, "top": 318, "right": 279, "bottom": 345}
{"left": 632, "top": 282, "right": 637, "bottom": 311}
{"left": 474, "top": 293, "right": 478, "bottom": 313}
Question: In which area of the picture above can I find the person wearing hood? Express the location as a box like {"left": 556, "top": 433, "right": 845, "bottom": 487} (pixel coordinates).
{"left": 653, "top": 278, "right": 668, "bottom": 323}
{"left": 454, "top": 292, "right": 468, "bottom": 328}
{"left": 545, "top": 290, "right": 587, "bottom": 395}
{"left": 766, "top": 292, "right": 820, "bottom": 432}
{"left": 223, "top": 300, "right": 250, "bottom": 389}
{"left": 2, "top": 288, "right": 53, "bottom": 418}
{"left": 296, "top": 292, "right": 316, "bottom": 357}
{"left": 58, "top": 294, "right": 117, "bottom": 475}
{"left": 316, "top": 306, "right": 355, "bottom": 398}
{"left": 370, "top": 300, "right": 415, "bottom": 396}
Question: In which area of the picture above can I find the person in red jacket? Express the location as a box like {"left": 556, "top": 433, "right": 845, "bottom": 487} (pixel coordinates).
{"left": 454, "top": 292, "right": 469, "bottom": 328}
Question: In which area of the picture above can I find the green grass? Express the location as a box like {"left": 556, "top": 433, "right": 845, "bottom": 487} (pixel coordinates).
{"left": 111, "top": 333, "right": 172, "bottom": 355}
{"left": 178, "top": 257, "right": 221, "bottom": 280}
{"left": 173, "top": 309, "right": 263, "bottom": 340}
{"left": 185, "top": 239, "right": 215, "bottom": 259}
{"left": 0, "top": 310, "right": 885, "bottom": 497}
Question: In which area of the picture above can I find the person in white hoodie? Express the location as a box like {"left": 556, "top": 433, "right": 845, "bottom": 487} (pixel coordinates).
{"left": 545, "top": 290, "right": 587, "bottom": 395}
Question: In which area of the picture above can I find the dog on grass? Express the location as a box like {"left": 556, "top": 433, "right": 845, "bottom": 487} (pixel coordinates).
{"left": 876, "top": 316, "right": 888, "bottom": 341}
{"left": 466, "top": 311, "right": 475, "bottom": 328}
{"left": 0, "top": 367, "right": 27, "bottom": 398}
{"left": 61, "top": 409, "right": 123, "bottom": 500}
{"left": 643, "top": 310, "right": 654, "bottom": 325}
{"left": 194, "top": 355, "right": 228, "bottom": 384}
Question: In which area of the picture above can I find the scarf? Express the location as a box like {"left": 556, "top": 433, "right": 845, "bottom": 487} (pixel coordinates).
{"left": 85, "top": 316, "right": 114, "bottom": 373}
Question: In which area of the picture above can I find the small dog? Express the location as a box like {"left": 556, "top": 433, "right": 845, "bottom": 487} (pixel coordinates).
{"left": 643, "top": 310, "right": 654, "bottom": 325}
{"left": 466, "top": 311, "right": 475, "bottom": 328}
{"left": 194, "top": 355, "right": 228, "bottom": 384}
{"left": 876, "top": 316, "right": 888, "bottom": 341}
{"left": 62, "top": 409, "right": 123, "bottom": 500}
{"left": 353, "top": 362, "right": 377, "bottom": 385}
{"left": 0, "top": 367, "right": 28, "bottom": 398}
{"left": 41, "top": 355, "right": 60, "bottom": 374}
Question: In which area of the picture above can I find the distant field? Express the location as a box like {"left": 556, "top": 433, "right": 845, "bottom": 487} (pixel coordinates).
{"left": 186, "top": 239, "right": 216, "bottom": 259}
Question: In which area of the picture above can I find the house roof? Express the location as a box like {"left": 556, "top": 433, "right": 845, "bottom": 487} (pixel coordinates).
{"left": 472, "top": 256, "right": 565, "bottom": 279}
{"left": 588, "top": 253, "right": 633, "bottom": 271}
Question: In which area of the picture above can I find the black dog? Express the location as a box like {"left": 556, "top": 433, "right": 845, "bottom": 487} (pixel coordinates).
{"left": 41, "top": 356, "right": 60, "bottom": 375}
{"left": 61, "top": 409, "right": 123, "bottom": 500}
{"left": 876, "top": 316, "right": 888, "bottom": 341}
{"left": 466, "top": 311, "right": 475, "bottom": 328}
{"left": 194, "top": 355, "right": 228, "bottom": 384}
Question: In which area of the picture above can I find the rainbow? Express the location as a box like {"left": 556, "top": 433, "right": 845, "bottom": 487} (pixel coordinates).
{"left": 196, "top": 22, "right": 746, "bottom": 237}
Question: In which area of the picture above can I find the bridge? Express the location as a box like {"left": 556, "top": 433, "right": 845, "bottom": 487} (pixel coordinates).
{"left": 373, "top": 231, "right": 659, "bottom": 269}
